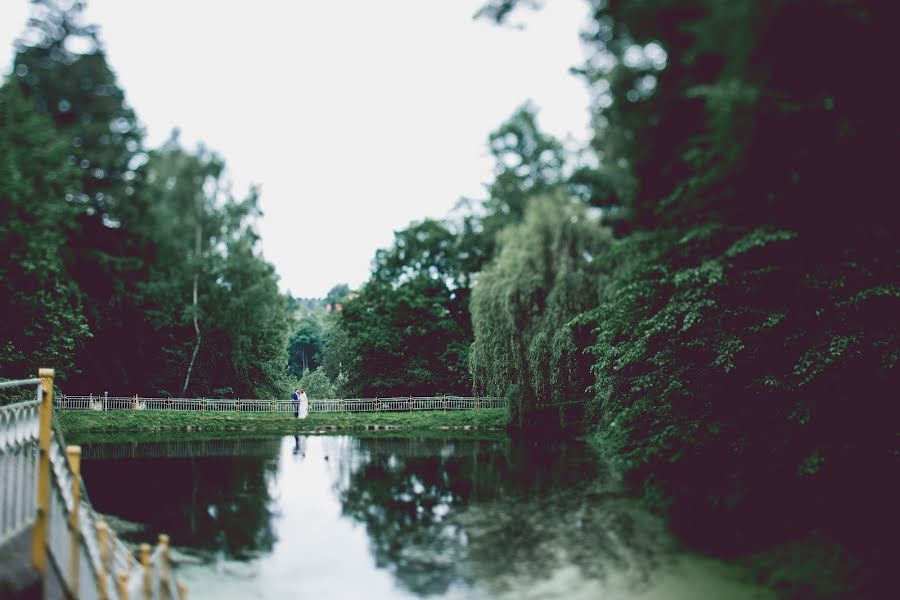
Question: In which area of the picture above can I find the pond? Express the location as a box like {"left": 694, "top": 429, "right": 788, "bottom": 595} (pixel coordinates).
{"left": 77, "top": 435, "right": 774, "bottom": 600}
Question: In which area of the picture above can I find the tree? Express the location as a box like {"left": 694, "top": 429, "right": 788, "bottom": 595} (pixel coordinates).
{"left": 207, "top": 228, "right": 290, "bottom": 399}
{"left": 320, "top": 314, "right": 350, "bottom": 382}
{"left": 13, "top": 0, "right": 144, "bottom": 220}
{"left": 137, "top": 134, "right": 290, "bottom": 398}
{"left": 0, "top": 79, "right": 89, "bottom": 382}
{"left": 133, "top": 133, "right": 224, "bottom": 395}
{"left": 470, "top": 194, "right": 612, "bottom": 426}
{"left": 328, "top": 215, "right": 485, "bottom": 398}
{"left": 9, "top": 0, "right": 152, "bottom": 393}
{"left": 287, "top": 313, "right": 324, "bottom": 377}
{"left": 297, "top": 368, "right": 334, "bottom": 399}
{"left": 475, "top": 103, "right": 569, "bottom": 264}
{"left": 324, "top": 283, "right": 351, "bottom": 308}
{"left": 334, "top": 273, "right": 471, "bottom": 398}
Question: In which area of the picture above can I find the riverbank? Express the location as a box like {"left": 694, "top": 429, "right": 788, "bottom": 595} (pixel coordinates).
{"left": 57, "top": 408, "right": 509, "bottom": 437}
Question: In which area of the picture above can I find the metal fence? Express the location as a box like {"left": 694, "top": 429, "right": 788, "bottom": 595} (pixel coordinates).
{"left": 0, "top": 379, "right": 40, "bottom": 547}
{"left": 57, "top": 394, "right": 508, "bottom": 413}
{"left": 1, "top": 371, "right": 185, "bottom": 599}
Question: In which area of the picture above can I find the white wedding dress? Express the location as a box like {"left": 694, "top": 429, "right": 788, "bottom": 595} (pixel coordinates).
{"left": 298, "top": 392, "right": 309, "bottom": 419}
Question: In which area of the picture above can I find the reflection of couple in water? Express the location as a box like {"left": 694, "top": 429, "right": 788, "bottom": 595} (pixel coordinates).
{"left": 293, "top": 435, "right": 306, "bottom": 458}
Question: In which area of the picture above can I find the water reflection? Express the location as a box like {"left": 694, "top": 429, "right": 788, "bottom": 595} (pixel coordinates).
{"left": 79, "top": 436, "right": 772, "bottom": 600}
{"left": 292, "top": 435, "right": 306, "bottom": 458}
{"left": 330, "top": 437, "right": 679, "bottom": 598}
{"left": 80, "top": 445, "right": 279, "bottom": 559}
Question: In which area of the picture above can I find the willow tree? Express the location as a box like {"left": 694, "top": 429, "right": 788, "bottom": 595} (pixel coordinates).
{"left": 469, "top": 194, "right": 612, "bottom": 427}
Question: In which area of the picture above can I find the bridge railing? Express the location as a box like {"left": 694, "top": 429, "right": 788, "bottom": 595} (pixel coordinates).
{"left": 56, "top": 394, "right": 509, "bottom": 413}
{"left": 0, "top": 378, "right": 41, "bottom": 547}
{"left": 1, "top": 370, "right": 186, "bottom": 599}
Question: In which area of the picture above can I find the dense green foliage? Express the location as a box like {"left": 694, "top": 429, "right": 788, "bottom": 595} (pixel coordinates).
{"left": 0, "top": 82, "right": 88, "bottom": 380}
{"left": 338, "top": 269, "right": 471, "bottom": 397}
{"left": 470, "top": 194, "right": 612, "bottom": 426}
{"left": 472, "top": 3, "right": 898, "bottom": 584}
{"left": 1, "top": 0, "right": 290, "bottom": 398}
{"left": 296, "top": 368, "right": 334, "bottom": 399}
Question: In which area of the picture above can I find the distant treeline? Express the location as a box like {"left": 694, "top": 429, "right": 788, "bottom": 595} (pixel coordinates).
{"left": 1, "top": 1, "right": 290, "bottom": 398}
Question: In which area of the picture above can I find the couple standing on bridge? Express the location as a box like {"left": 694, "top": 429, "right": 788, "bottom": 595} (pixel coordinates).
{"left": 292, "top": 388, "right": 309, "bottom": 419}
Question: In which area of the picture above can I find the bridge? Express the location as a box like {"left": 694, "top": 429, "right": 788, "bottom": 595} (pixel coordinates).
{"left": 0, "top": 370, "right": 185, "bottom": 599}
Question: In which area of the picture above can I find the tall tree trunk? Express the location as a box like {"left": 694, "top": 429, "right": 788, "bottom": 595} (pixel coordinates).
{"left": 181, "top": 193, "right": 203, "bottom": 397}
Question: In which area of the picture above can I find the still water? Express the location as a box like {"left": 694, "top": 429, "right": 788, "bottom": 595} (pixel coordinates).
{"left": 78, "top": 435, "right": 774, "bottom": 600}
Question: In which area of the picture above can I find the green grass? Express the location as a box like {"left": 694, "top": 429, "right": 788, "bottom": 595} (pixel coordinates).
{"left": 57, "top": 408, "right": 509, "bottom": 438}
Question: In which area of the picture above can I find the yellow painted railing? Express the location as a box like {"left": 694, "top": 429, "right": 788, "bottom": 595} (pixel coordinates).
{"left": 1, "top": 369, "right": 186, "bottom": 599}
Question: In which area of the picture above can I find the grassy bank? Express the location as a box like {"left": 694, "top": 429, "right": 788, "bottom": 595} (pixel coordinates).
{"left": 57, "top": 408, "right": 509, "bottom": 437}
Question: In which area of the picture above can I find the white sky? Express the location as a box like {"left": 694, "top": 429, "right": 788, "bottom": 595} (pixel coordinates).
{"left": 0, "top": 0, "right": 591, "bottom": 298}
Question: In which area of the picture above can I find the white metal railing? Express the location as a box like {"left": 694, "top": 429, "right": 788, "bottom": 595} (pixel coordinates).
{"left": 1, "top": 370, "right": 186, "bottom": 599}
{"left": 56, "top": 394, "right": 509, "bottom": 413}
{"left": 0, "top": 381, "right": 40, "bottom": 546}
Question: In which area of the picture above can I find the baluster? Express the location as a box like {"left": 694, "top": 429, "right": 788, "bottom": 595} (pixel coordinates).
{"left": 159, "top": 534, "right": 171, "bottom": 599}
{"left": 117, "top": 571, "right": 130, "bottom": 600}
{"left": 31, "top": 368, "right": 53, "bottom": 575}
{"left": 67, "top": 446, "right": 82, "bottom": 593}
{"left": 96, "top": 520, "right": 110, "bottom": 600}
{"left": 140, "top": 542, "right": 152, "bottom": 600}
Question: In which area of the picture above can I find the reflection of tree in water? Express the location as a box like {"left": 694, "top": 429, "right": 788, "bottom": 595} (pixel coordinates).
{"left": 334, "top": 437, "right": 675, "bottom": 597}
{"left": 336, "top": 440, "right": 481, "bottom": 596}
{"left": 460, "top": 439, "right": 676, "bottom": 596}
{"left": 81, "top": 450, "right": 280, "bottom": 559}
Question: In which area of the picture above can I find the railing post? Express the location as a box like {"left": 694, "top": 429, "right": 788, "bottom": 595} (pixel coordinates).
{"left": 67, "top": 445, "right": 82, "bottom": 593}
{"left": 97, "top": 520, "right": 110, "bottom": 600}
{"left": 159, "top": 533, "right": 171, "bottom": 599}
{"left": 31, "top": 368, "right": 54, "bottom": 575}
{"left": 443, "top": 395, "right": 447, "bottom": 411}
{"left": 117, "top": 571, "right": 130, "bottom": 600}
{"left": 408, "top": 396, "right": 412, "bottom": 412}
{"left": 140, "top": 542, "right": 152, "bottom": 600}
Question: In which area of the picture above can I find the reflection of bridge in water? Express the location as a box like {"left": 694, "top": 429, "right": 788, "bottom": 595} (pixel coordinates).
{"left": 78, "top": 436, "right": 497, "bottom": 462}
{"left": 78, "top": 438, "right": 284, "bottom": 461}
{"left": 325, "top": 436, "right": 503, "bottom": 460}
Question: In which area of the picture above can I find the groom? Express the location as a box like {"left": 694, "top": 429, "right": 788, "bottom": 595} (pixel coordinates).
{"left": 291, "top": 388, "right": 300, "bottom": 417}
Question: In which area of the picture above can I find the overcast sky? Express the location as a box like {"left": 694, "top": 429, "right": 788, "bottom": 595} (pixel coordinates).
{"left": 1, "top": 0, "right": 591, "bottom": 298}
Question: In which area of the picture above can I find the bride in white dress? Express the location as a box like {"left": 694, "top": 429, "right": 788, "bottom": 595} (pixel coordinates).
{"left": 298, "top": 389, "right": 309, "bottom": 419}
